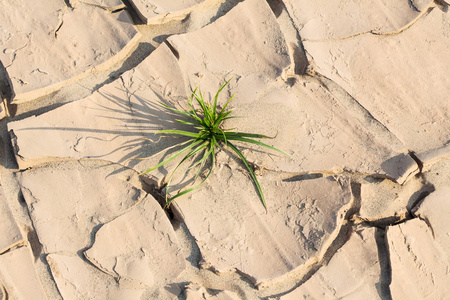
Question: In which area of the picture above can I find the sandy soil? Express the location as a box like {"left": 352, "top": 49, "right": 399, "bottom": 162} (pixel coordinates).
{"left": 0, "top": 0, "right": 449, "bottom": 299}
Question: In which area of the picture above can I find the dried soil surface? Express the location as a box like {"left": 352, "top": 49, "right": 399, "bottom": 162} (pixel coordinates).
{"left": 0, "top": 0, "right": 449, "bottom": 299}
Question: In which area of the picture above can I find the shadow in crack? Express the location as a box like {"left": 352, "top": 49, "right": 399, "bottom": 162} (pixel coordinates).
{"left": 0, "top": 61, "right": 17, "bottom": 117}
{"left": 407, "top": 181, "right": 435, "bottom": 213}
{"left": 282, "top": 173, "right": 323, "bottom": 182}
{"left": 121, "top": 0, "right": 146, "bottom": 25}
{"left": 375, "top": 227, "right": 393, "bottom": 300}
{"left": 380, "top": 153, "right": 417, "bottom": 182}
{"left": 210, "top": 0, "right": 245, "bottom": 23}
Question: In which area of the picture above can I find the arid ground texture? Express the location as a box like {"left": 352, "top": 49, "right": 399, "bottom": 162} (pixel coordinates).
{"left": 0, "top": 0, "right": 449, "bottom": 299}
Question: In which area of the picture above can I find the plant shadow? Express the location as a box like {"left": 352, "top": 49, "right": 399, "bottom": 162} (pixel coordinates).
{"left": 11, "top": 79, "right": 287, "bottom": 208}
{"left": 11, "top": 82, "right": 197, "bottom": 181}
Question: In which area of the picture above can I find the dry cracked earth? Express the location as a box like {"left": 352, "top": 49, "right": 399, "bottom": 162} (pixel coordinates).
{"left": 0, "top": 0, "right": 449, "bottom": 299}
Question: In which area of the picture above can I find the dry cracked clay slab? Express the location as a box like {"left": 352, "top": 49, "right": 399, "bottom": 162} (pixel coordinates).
{"left": 284, "top": 0, "right": 431, "bottom": 40}
{"left": 277, "top": 227, "right": 380, "bottom": 299}
{"left": 6, "top": 0, "right": 290, "bottom": 175}
{"left": 0, "top": 246, "right": 47, "bottom": 300}
{"left": 47, "top": 253, "right": 144, "bottom": 300}
{"left": 15, "top": 160, "right": 185, "bottom": 298}
{"left": 413, "top": 187, "right": 450, "bottom": 260}
{"left": 303, "top": 7, "right": 450, "bottom": 153}
{"left": 84, "top": 196, "right": 186, "bottom": 287}
{"left": 388, "top": 217, "right": 450, "bottom": 300}
{"left": 2, "top": 0, "right": 449, "bottom": 298}
{"left": 0, "top": 0, "right": 137, "bottom": 100}
{"left": 164, "top": 0, "right": 290, "bottom": 97}
{"left": 172, "top": 169, "right": 354, "bottom": 287}
{"left": 16, "top": 160, "right": 146, "bottom": 254}
{"left": 0, "top": 184, "right": 22, "bottom": 253}
{"left": 129, "top": 0, "right": 205, "bottom": 24}
{"left": 7, "top": 0, "right": 412, "bottom": 184}
{"left": 7, "top": 42, "right": 186, "bottom": 174}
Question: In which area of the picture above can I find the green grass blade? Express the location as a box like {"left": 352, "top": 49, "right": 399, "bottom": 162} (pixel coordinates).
{"left": 222, "top": 136, "right": 291, "bottom": 156}
{"left": 188, "top": 142, "right": 214, "bottom": 171}
{"left": 184, "top": 140, "right": 209, "bottom": 159}
{"left": 193, "top": 142, "right": 214, "bottom": 181}
{"left": 156, "top": 129, "right": 201, "bottom": 138}
{"left": 188, "top": 89, "right": 208, "bottom": 127}
{"left": 219, "top": 116, "right": 240, "bottom": 123}
{"left": 213, "top": 78, "right": 232, "bottom": 121}
{"left": 188, "top": 89, "right": 201, "bottom": 117}
{"left": 214, "top": 110, "right": 233, "bottom": 127}
{"left": 164, "top": 153, "right": 192, "bottom": 204}
{"left": 224, "top": 132, "right": 271, "bottom": 138}
{"left": 219, "top": 92, "right": 235, "bottom": 116}
{"left": 191, "top": 143, "right": 212, "bottom": 184}
{"left": 176, "top": 119, "right": 200, "bottom": 126}
{"left": 140, "top": 139, "right": 202, "bottom": 175}
{"left": 227, "top": 142, "right": 267, "bottom": 211}
{"left": 212, "top": 128, "right": 227, "bottom": 145}
{"left": 164, "top": 141, "right": 209, "bottom": 203}
{"left": 193, "top": 90, "right": 211, "bottom": 124}
{"left": 149, "top": 80, "right": 288, "bottom": 211}
{"left": 164, "top": 145, "right": 215, "bottom": 209}
{"left": 212, "top": 134, "right": 224, "bottom": 151}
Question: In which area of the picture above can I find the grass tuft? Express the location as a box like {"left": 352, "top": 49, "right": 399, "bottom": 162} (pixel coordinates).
{"left": 141, "top": 79, "right": 290, "bottom": 211}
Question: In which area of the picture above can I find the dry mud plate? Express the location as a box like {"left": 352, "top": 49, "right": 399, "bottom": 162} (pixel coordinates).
{"left": 0, "top": 0, "right": 449, "bottom": 299}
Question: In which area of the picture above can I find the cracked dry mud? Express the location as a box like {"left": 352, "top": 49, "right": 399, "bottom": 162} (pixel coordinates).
{"left": 0, "top": 0, "right": 449, "bottom": 299}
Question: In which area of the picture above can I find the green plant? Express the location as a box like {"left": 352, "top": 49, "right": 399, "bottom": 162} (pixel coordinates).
{"left": 141, "top": 79, "right": 289, "bottom": 210}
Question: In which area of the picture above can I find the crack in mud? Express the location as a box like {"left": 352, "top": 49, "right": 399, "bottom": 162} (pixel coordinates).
{"left": 119, "top": 75, "right": 135, "bottom": 115}
{"left": 309, "top": 71, "right": 404, "bottom": 150}
{"left": 120, "top": 0, "right": 147, "bottom": 25}
{"left": 262, "top": 193, "right": 356, "bottom": 298}
{"left": 78, "top": 222, "right": 124, "bottom": 283}
{"left": 8, "top": 1, "right": 248, "bottom": 117}
{"left": 0, "top": 283, "right": 6, "bottom": 300}
{"left": 3, "top": 39, "right": 28, "bottom": 69}
{"left": 301, "top": 0, "right": 441, "bottom": 42}
{"left": 14, "top": 187, "right": 63, "bottom": 299}
{"left": 0, "top": 240, "right": 26, "bottom": 256}
{"left": 408, "top": 0, "right": 421, "bottom": 12}
{"left": 53, "top": 11, "right": 65, "bottom": 38}
{"left": 408, "top": 151, "right": 424, "bottom": 174}
{"left": 2, "top": 0, "right": 449, "bottom": 298}
{"left": 0, "top": 61, "right": 15, "bottom": 117}
{"left": 375, "top": 227, "right": 393, "bottom": 300}
{"left": 266, "top": 0, "right": 309, "bottom": 76}
{"left": 63, "top": 0, "right": 73, "bottom": 9}
{"left": 79, "top": 1, "right": 126, "bottom": 13}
